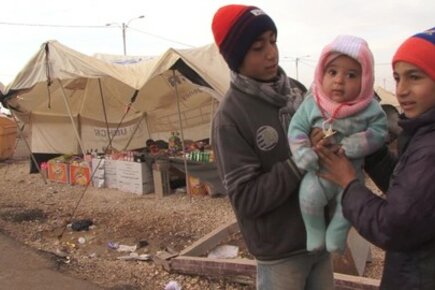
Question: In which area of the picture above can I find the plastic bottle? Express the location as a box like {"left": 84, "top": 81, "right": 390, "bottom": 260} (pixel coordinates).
{"left": 203, "top": 151, "right": 210, "bottom": 163}
{"left": 40, "top": 162, "right": 48, "bottom": 178}
{"left": 209, "top": 151, "right": 215, "bottom": 162}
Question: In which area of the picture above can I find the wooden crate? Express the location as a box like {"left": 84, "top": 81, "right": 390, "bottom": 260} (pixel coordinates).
{"left": 153, "top": 160, "right": 171, "bottom": 198}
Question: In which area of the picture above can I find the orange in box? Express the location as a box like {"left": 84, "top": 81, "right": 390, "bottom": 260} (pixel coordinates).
{"left": 70, "top": 163, "right": 91, "bottom": 186}
{"left": 187, "top": 175, "right": 208, "bottom": 196}
{"left": 47, "top": 161, "right": 69, "bottom": 184}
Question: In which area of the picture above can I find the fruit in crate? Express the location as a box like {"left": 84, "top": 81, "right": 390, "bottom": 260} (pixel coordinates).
{"left": 168, "top": 131, "right": 182, "bottom": 154}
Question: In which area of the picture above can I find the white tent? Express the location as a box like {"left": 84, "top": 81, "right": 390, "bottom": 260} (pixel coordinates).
{"left": 0, "top": 40, "right": 230, "bottom": 154}
{"left": 375, "top": 86, "right": 400, "bottom": 111}
{"left": 374, "top": 86, "right": 402, "bottom": 141}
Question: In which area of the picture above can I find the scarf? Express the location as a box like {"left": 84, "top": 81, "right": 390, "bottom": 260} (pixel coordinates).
{"left": 230, "top": 67, "right": 304, "bottom": 132}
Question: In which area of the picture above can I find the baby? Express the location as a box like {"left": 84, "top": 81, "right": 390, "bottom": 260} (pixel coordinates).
{"left": 288, "top": 35, "right": 388, "bottom": 253}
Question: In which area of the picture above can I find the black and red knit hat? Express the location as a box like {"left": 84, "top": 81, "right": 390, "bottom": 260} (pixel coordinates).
{"left": 211, "top": 4, "right": 277, "bottom": 72}
{"left": 392, "top": 27, "right": 435, "bottom": 81}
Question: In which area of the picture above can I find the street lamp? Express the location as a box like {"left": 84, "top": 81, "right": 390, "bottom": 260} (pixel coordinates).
{"left": 106, "top": 15, "right": 144, "bottom": 55}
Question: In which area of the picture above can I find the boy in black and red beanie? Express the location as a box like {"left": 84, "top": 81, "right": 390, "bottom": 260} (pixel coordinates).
{"left": 211, "top": 4, "right": 334, "bottom": 290}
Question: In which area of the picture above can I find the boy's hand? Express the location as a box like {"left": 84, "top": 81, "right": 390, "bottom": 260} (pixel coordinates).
{"left": 310, "top": 127, "right": 341, "bottom": 153}
{"left": 315, "top": 141, "right": 357, "bottom": 188}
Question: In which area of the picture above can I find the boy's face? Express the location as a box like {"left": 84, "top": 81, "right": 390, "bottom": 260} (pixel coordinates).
{"left": 393, "top": 61, "right": 435, "bottom": 119}
{"left": 239, "top": 30, "right": 279, "bottom": 81}
{"left": 322, "top": 55, "right": 362, "bottom": 103}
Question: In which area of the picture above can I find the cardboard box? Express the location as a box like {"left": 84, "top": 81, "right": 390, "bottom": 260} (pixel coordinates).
{"left": 187, "top": 175, "right": 208, "bottom": 196}
{"left": 70, "top": 163, "right": 91, "bottom": 186}
{"left": 104, "top": 159, "right": 118, "bottom": 188}
{"left": 47, "top": 161, "right": 69, "bottom": 184}
{"left": 117, "top": 160, "right": 154, "bottom": 195}
{"left": 91, "top": 158, "right": 118, "bottom": 189}
{"left": 0, "top": 116, "right": 17, "bottom": 161}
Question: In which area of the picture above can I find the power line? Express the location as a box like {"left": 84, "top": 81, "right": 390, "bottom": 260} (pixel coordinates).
{"left": 129, "top": 27, "right": 195, "bottom": 48}
{"left": 0, "top": 21, "right": 195, "bottom": 48}
{"left": 298, "top": 59, "right": 316, "bottom": 68}
{"left": 0, "top": 21, "right": 106, "bottom": 29}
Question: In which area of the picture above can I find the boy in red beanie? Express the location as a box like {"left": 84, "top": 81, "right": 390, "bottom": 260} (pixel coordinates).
{"left": 315, "top": 27, "right": 435, "bottom": 289}
{"left": 211, "top": 4, "right": 334, "bottom": 290}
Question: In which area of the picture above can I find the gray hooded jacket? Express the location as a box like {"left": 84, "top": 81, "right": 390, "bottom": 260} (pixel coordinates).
{"left": 212, "top": 69, "right": 306, "bottom": 260}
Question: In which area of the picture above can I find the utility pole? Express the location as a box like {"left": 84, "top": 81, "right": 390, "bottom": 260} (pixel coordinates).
{"left": 122, "top": 22, "right": 127, "bottom": 56}
{"left": 106, "top": 15, "right": 144, "bottom": 55}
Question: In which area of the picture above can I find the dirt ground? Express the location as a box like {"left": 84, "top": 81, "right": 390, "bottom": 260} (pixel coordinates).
{"left": 0, "top": 157, "right": 384, "bottom": 290}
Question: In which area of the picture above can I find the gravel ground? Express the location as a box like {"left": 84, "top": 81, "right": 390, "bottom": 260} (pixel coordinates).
{"left": 0, "top": 156, "right": 384, "bottom": 289}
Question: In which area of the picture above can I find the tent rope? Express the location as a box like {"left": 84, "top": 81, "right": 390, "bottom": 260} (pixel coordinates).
{"left": 122, "top": 113, "right": 146, "bottom": 151}
{"left": 57, "top": 89, "right": 140, "bottom": 239}
{"left": 4, "top": 103, "right": 47, "bottom": 184}
{"left": 104, "top": 89, "right": 139, "bottom": 151}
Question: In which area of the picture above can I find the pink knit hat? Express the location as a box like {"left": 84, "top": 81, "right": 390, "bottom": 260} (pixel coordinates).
{"left": 313, "top": 35, "right": 375, "bottom": 119}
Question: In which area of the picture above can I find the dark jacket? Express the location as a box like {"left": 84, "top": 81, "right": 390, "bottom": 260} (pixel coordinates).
{"left": 212, "top": 73, "right": 306, "bottom": 260}
{"left": 344, "top": 107, "right": 435, "bottom": 289}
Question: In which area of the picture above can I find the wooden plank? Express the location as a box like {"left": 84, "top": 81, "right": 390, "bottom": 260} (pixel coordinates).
{"left": 179, "top": 220, "right": 239, "bottom": 257}
{"left": 171, "top": 256, "right": 256, "bottom": 277}
{"left": 334, "top": 273, "right": 380, "bottom": 290}
{"left": 165, "top": 219, "right": 379, "bottom": 289}
{"left": 333, "top": 228, "right": 371, "bottom": 276}
{"left": 169, "top": 255, "right": 380, "bottom": 289}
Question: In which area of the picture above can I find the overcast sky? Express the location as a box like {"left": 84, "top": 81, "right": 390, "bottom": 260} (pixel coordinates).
{"left": 0, "top": 0, "right": 434, "bottom": 92}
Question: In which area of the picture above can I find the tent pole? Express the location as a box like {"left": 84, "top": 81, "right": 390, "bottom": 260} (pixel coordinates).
{"left": 6, "top": 106, "right": 47, "bottom": 184}
{"left": 209, "top": 98, "right": 217, "bottom": 145}
{"left": 58, "top": 79, "right": 86, "bottom": 154}
{"left": 97, "top": 78, "right": 112, "bottom": 150}
{"left": 145, "top": 113, "right": 151, "bottom": 140}
{"left": 172, "top": 69, "right": 191, "bottom": 201}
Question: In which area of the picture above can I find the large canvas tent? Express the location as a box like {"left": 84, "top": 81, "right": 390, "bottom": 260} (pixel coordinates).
{"left": 0, "top": 40, "right": 230, "bottom": 155}
{"left": 375, "top": 86, "right": 400, "bottom": 112}
{"left": 374, "top": 86, "right": 402, "bottom": 141}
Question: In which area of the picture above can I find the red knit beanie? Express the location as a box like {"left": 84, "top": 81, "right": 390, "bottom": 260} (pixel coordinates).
{"left": 211, "top": 5, "right": 277, "bottom": 72}
{"left": 392, "top": 27, "right": 435, "bottom": 81}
